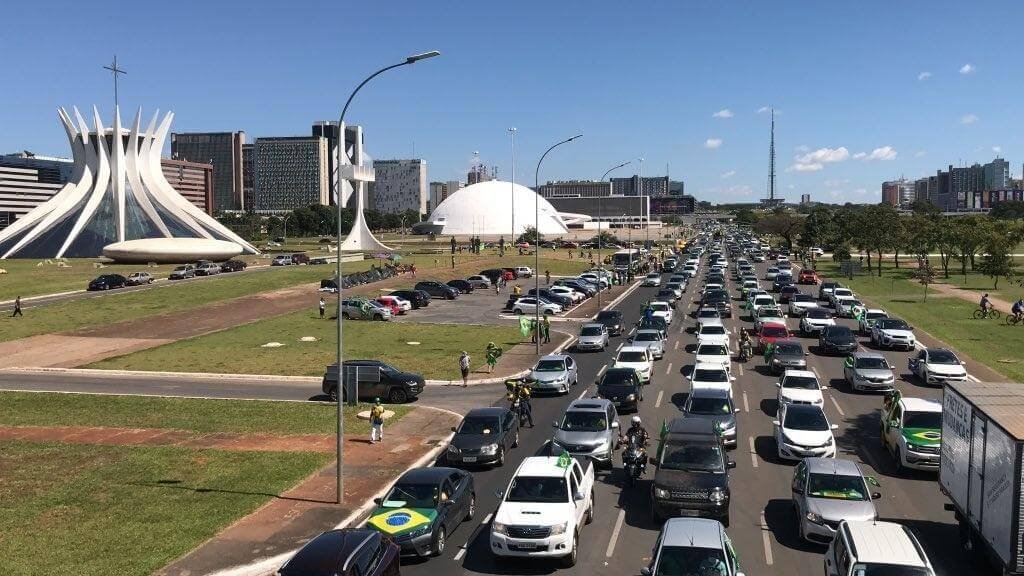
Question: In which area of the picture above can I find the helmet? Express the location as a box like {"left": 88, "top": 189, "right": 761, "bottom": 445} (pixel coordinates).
{"left": 631, "top": 416, "right": 641, "bottom": 425}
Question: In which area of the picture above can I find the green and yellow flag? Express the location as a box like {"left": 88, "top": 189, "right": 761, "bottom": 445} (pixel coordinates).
{"left": 367, "top": 507, "right": 436, "bottom": 536}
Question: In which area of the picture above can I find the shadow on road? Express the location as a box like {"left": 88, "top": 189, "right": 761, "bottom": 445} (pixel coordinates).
{"left": 754, "top": 435, "right": 788, "bottom": 467}
{"left": 763, "top": 498, "right": 824, "bottom": 553}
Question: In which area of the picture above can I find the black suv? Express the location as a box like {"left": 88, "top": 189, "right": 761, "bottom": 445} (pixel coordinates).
{"left": 87, "top": 274, "right": 128, "bottom": 291}
{"left": 414, "top": 281, "right": 459, "bottom": 300}
{"left": 596, "top": 310, "right": 624, "bottom": 336}
{"left": 479, "top": 269, "right": 505, "bottom": 284}
{"left": 322, "top": 360, "right": 425, "bottom": 403}
{"left": 527, "top": 288, "right": 572, "bottom": 307}
{"left": 390, "top": 289, "right": 430, "bottom": 309}
{"left": 819, "top": 325, "right": 858, "bottom": 355}
{"left": 220, "top": 259, "right": 247, "bottom": 272}
{"left": 279, "top": 529, "right": 399, "bottom": 576}
{"left": 701, "top": 289, "right": 733, "bottom": 318}
{"left": 650, "top": 418, "right": 735, "bottom": 525}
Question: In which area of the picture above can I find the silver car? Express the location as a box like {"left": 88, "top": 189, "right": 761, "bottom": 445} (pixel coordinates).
{"left": 551, "top": 398, "right": 619, "bottom": 469}
{"left": 682, "top": 386, "right": 739, "bottom": 447}
{"left": 843, "top": 351, "right": 895, "bottom": 392}
{"left": 643, "top": 518, "right": 744, "bottom": 576}
{"left": 792, "top": 457, "right": 880, "bottom": 544}
{"left": 576, "top": 323, "right": 609, "bottom": 352}
{"left": 630, "top": 329, "right": 666, "bottom": 360}
{"left": 529, "top": 354, "right": 578, "bottom": 394}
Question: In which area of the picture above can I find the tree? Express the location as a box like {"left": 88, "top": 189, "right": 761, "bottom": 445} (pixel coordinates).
{"left": 990, "top": 200, "right": 1024, "bottom": 220}
{"left": 950, "top": 216, "right": 990, "bottom": 278}
{"left": 977, "top": 235, "right": 1014, "bottom": 289}
{"left": 516, "top": 226, "right": 541, "bottom": 245}
{"left": 754, "top": 210, "right": 804, "bottom": 250}
{"left": 862, "top": 204, "right": 901, "bottom": 276}
{"left": 798, "top": 205, "right": 838, "bottom": 250}
{"left": 909, "top": 256, "right": 937, "bottom": 301}
{"left": 933, "top": 218, "right": 957, "bottom": 278}
{"left": 890, "top": 215, "right": 908, "bottom": 269}
{"left": 734, "top": 209, "right": 759, "bottom": 226}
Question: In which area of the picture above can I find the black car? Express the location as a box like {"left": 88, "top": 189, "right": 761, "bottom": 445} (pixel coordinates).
{"left": 596, "top": 310, "right": 625, "bottom": 336}
{"left": 701, "top": 289, "right": 732, "bottom": 318}
{"left": 656, "top": 289, "right": 679, "bottom": 306}
{"left": 527, "top": 288, "right": 572, "bottom": 307}
{"left": 479, "top": 269, "right": 505, "bottom": 285}
{"left": 220, "top": 259, "right": 247, "bottom": 273}
{"left": 819, "top": 325, "right": 858, "bottom": 355}
{"left": 768, "top": 339, "right": 808, "bottom": 374}
{"left": 637, "top": 315, "right": 668, "bottom": 339}
{"left": 554, "top": 279, "right": 596, "bottom": 298}
{"left": 366, "top": 467, "right": 475, "bottom": 557}
{"left": 278, "top": 529, "right": 399, "bottom": 576}
{"left": 446, "top": 279, "right": 474, "bottom": 294}
{"left": 414, "top": 281, "right": 459, "bottom": 300}
{"left": 446, "top": 407, "right": 519, "bottom": 467}
{"left": 773, "top": 275, "right": 795, "bottom": 292}
{"left": 778, "top": 284, "right": 800, "bottom": 303}
{"left": 650, "top": 418, "right": 735, "bottom": 524}
{"left": 596, "top": 367, "right": 643, "bottom": 412}
{"left": 391, "top": 289, "right": 430, "bottom": 309}
{"left": 87, "top": 274, "right": 128, "bottom": 291}
{"left": 322, "top": 360, "right": 425, "bottom": 403}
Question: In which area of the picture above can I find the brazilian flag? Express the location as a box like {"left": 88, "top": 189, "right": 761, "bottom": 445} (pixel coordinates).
{"left": 657, "top": 419, "right": 669, "bottom": 460}
{"left": 366, "top": 507, "right": 436, "bottom": 537}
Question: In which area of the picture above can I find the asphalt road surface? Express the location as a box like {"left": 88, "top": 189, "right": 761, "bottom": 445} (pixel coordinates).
{"left": 0, "top": 254, "right": 990, "bottom": 575}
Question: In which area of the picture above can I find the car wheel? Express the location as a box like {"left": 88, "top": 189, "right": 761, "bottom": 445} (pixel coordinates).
{"left": 650, "top": 500, "right": 663, "bottom": 522}
{"left": 465, "top": 493, "right": 476, "bottom": 520}
{"left": 894, "top": 446, "right": 905, "bottom": 473}
{"left": 585, "top": 492, "right": 595, "bottom": 524}
{"left": 921, "top": 369, "right": 929, "bottom": 385}
{"left": 561, "top": 532, "right": 578, "bottom": 567}
{"left": 432, "top": 527, "right": 446, "bottom": 556}
{"left": 512, "top": 430, "right": 520, "bottom": 448}
{"left": 388, "top": 388, "right": 409, "bottom": 404}
{"left": 496, "top": 447, "right": 505, "bottom": 467}
{"left": 513, "top": 308, "right": 523, "bottom": 315}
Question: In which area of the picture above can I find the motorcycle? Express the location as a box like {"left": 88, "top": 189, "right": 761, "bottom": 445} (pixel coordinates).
{"left": 739, "top": 339, "right": 753, "bottom": 363}
{"left": 509, "top": 397, "right": 530, "bottom": 428}
{"left": 622, "top": 435, "right": 648, "bottom": 487}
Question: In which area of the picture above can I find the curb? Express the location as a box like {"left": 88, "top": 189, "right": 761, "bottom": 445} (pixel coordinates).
{"left": 0, "top": 366, "right": 320, "bottom": 384}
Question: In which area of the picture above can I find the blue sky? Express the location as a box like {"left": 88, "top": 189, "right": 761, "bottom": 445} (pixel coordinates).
{"left": 2, "top": 0, "right": 1021, "bottom": 204}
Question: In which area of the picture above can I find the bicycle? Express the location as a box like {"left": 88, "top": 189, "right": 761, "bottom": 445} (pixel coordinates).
{"left": 1006, "top": 313, "right": 1023, "bottom": 326}
{"left": 973, "top": 307, "right": 1001, "bottom": 320}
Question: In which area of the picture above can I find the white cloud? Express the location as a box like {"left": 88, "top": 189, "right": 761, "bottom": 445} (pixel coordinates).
{"left": 720, "top": 170, "right": 736, "bottom": 179}
{"left": 917, "top": 71, "right": 932, "bottom": 81}
{"left": 789, "top": 163, "right": 823, "bottom": 172}
{"left": 993, "top": 146, "right": 1002, "bottom": 154}
{"left": 959, "top": 63, "right": 975, "bottom": 75}
{"left": 700, "top": 184, "right": 755, "bottom": 200}
{"left": 852, "top": 188, "right": 868, "bottom": 196}
{"left": 853, "top": 152, "right": 867, "bottom": 160}
{"left": 961, "top": 113, "right": 979, "bottom": 125}
{"left": 712, "top": 109, "right": 733, "bottom": 118}
{"left": 915, "top": 150, "right": 927, "bottom": 158}
{"left": 860, "top": 146, "right": 897, "bottom": 161}
{"left": 824, "top": 179, "right": 849, "bottom": 188}
{"left": 788, "top": 146, "right": 848, "bottom": 172}
{"left": 704, "top": 138, "right": 723, "bottom": 149}
{"left": 794, "top": 144, "right": 809, "bottom": 153}
{"left": 757, "top": 106, "right": 770, "bottom": 114}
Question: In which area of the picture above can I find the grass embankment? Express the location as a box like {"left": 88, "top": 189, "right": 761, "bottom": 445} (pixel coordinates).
{"left": 0, "top": 392, "right": 408, "bottom": 576}
{"left": 89, "top": 313, "right": 523, "bottom": 378}
{"left": 817, "top": 262, "right": 1024, "bottom": 383}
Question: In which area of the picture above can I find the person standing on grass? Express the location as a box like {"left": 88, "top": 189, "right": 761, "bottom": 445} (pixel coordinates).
{"left": 318, "top": 297, "right": 326, "bottom": 319}
{"left": 11, "top": 295, "right": 23, "bottom": 317}
{"left": 370, "top": 398, "right": 385, "bottom": 443}
{"left": 459, "top": 351, "right": 471, "bottom": 387}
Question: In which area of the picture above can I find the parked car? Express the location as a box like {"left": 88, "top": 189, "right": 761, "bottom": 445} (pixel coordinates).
{"left": 291, "top": 252, "right": 310, "bottom": 265}
{"left": 791, "top": 458, "right": 880, "bottom": 544}
{"left": 529, "top": 354, "right": 579, "bottom": 394}
{"left": 773, "top": 403, "right": 838, "bottom": 461}
{"left": 322, "top": 360, "right": 425, "bottom": 403}
{"left": 551, "top": 398, "right": 620, "bottom": 468}
{"left": 843, "top": 351, "right": 896, "bottom": 392}
{"left": 447, "top": 407, "right": 520, "bottom": 467}
{"left": 650, "top": 418, "right": 735, "bottom": 524}
{"left": 88, "top": 273, "right": 128, "bottom": 291}
{"left": 908, "top": 347, "right": 968, "bottom": 386}
{"left": 195, "top": 262, "right": 221, "bottom": 276}
{"left": 643, "top": 272, "right": 662, "bottom": 287}
{"left": 825, "top": 521, "right": 936, "bottom": 576}
{"left": 376, "top": 295, "right": 410, "bottom": 314}
{"left": 271, "top": 254, "right": 294, "bottom": 266}
{"left": 526, "top": 288, "right": 572, "bottom": 307}
{"left": 169, "top": 265, "right": 195, "bottom": 280}
{"left": 365, "top": 467, "right": 474, "bottom": 557}
{"left": 220, "top": 259, "right": 247, "bottom": 272}
{"left": 278, "top": 529, "right": 399, "bottom": 576}
{"left": 819, "top": 325, "right": 858, "bottom": 355}
{"left": 501, "top": 267, "right": 520, "bottom": 279}
{"left": 415, "top": 281, "right": 459, "bottom": 300}
{"left": 125, "top": 271, "right": 153, "bottom": 286}
{"left": 479, "top": 269, "right": 506, "bottom": 285}
{"left": 446, "top": 279, "right": 474, "bottom": 294}
{"left": 576, "top": 323, "right": 609, "bottom": 351}
{"left": 514, "top": 266, "right": 534, "bottom": 278}
{"left": 548, "top": 285, "right": 584, "bottom": 304}
{"left": 390, "top": 289, "right": 430, "bottom": 309}
{"left": 511, "top": 297, "right": 562, "bottom": 316}
{"left": 595, "top": 310, "right": 624, "bottom": 336}
{"left": 596, "top": 366, "right": 644, "bottom": 412}
{"left": 554, "top": 278, "right": 596, "bottom": 298}
{"left": 466, "top": 275, "right": 491, "bottom": 289}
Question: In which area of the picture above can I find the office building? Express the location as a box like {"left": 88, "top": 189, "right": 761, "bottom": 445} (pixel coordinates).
{"left": 547, "top": 195, "right": 649, "bottom": 227}
{"left": 253, "top": 136, "right": 330, "bottom": 213}
{"left": 428, "top": 182, "right": 447, "bottom": 213}
{"left": 161, "top": 158, "right": 214, "bottom": 215}
{"left": 170, "top": 131, "right": 245, "bottom": 212}
{"left": 881, "top": 179, "right": 914, "bottom": 207}
{"left": 241, "top": 143, "right": 254, "bottom": 212}
{"left": 984, "top": 157, "right": 1010, "bottom": 191}
{"left": 650, "top": 195, "right": 695, "bottom": 216}
{"left": 610, "top": 175, "right": 670, "bottom": 197}
{"left": 668, "top": 180, "right": 685, "bottom": 196}
{"left": 372, "top": 159, "right": 427, "bottom": 215}
{"left": 800, "top": 194, "right": 812, "bottom": 205}
{"left": 0, "top": 153, "right": 73, "bottom": 231}
{"left": 538, "top": 180, "right": 613, "bottom": 198}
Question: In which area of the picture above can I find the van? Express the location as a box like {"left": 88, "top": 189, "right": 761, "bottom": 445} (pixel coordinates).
{"left": 824, "top": 520, "right": 935, "bottom": 576}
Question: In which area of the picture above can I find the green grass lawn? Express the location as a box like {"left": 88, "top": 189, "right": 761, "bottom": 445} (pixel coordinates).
{"left": 817, "top": 263, "right": 1024, "bottom": 383}
{"left": 89, "top": 312, "right": 523, "bottom": 379}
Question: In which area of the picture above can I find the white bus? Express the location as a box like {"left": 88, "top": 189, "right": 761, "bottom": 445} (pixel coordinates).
{"left": 612, "top": 249, "right": 642, "bottom": 271}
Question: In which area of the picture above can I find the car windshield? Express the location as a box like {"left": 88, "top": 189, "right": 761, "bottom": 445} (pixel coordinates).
{"left": 776, "top": 343, "right": 803, "bottom": 356}
{"left": 580, "top": 326, "right": 603, "bottom": 336}
{"left": 597, "top": 311, "right": 620, "bottom": 321}
{"left": 651, "top": 303, "right": 669, "bottom": 311}
{"left": 173, "top": 266, "right": 188, "bottom": 271}
{"left": 834, "top": 289, "right": 853, "bottom": 296}
{"left": 534, "top": 360, "right": 566, "bottom": 372}
{"left": 807, "top": 309, "right": 832, "bottom": 319}
{"left": 698, "top": 311, "right": 719, "bottom": 319}
{"left": 559, "top": 410, "right": 607, "bottom": 431}
{"left": 856, "top": 357, "right": 890, "bottom": 370}
{"left": 762, "top": 326, "right": 788, "bottom": 337}
{"left": 700, "top": 326, "right": 726, "bottom": 335}
{"left": 634, "top": 332, "right": 660, "bottom": 343}
{"left": 697, "top": 344, "right": 729, "bottom": 356}
{"left": 877, "top": 319, "right": 909, "bottom": 330}
{"left": 506, "top": 476, "right": 568, "bottom": 503}
{"left": 459, "top": 416, "right": 500, "bottom": 435}
{"left": 602, "top": 370, "right": 637, "bottom": 386}
{"left": 693, "top": 369, "right": 729, "bottom": 382}
{"left": 784, "top": 408, "right": 830, "bottom": 431}
{"left": 647, "top": 273, "right": 659, "bottom": 278}
{"left": 929, "top": 350, "right": 959, "bottom": 364}
{"left": 782, "top": 375, "right": 819, "bottom": 389}
{"left": 807, "top": 473, "right": 867, "bottom": 501}
{"left": 851, "top": 564, "right": 932, "bottom": 576}
{"left": 660, "top": 443, "right": 724, "bottom": 472}
{"left": 654, "top": 545, "right": 726, "bottom": 576}
{"left": 904, "top": 411, "right": 942, "bottom": 429}
{"left": 618, "top": 351, "right": 648, "bottom": 363}
{"left": 382, "top": 482, "right": 437, "bottom": 508}
{"left": 759, "top": 309, "right": 783, "bottom": 318}
{"left": 688, "top": 396, "right": 732, "bottom": 415}
{"left": 867, "top": 312, "right": 887, "bottom": 320}
{"left": 755, "top": 297, "right": 774, "bottom": 305}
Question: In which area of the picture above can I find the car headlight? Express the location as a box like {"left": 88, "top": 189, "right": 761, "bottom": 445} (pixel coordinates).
{"left": 628, "top": 393, "right": 636, "bottom": 401}
{"left": 447, "top": 445, "right": 461, "bottom": 454}
{"left": 549, "top": 522, "right": 568, "bottom": 536}
{"left": 406, "top": 524, "right": 432, "bottom": 538}
{"left": 554, "top": 375, "right": 567, "bottom": 383}
{"left": 906, "top": 442, "right": 920, "bottom": 451}
{"left": 772, "top": 358, "right": 781, "bottom": 364}
{"left": 654, "top": 487, "right": 670, "bottom": 499}
{"left": 805, "top": 511, "right": 823, "bottom": 524}
{"left": 492, "top": 522, "right": 508, "bottom": 535}
{"left": 407, "top": 380, "right": 420, "bottom": 387}
{"left": 480, "top": 444, "right": 498, "bottom": 455}
{"left": 708, "top": 487, "right": 727, "bottom": 504}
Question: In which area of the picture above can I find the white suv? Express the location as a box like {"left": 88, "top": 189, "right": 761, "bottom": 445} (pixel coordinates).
{"left": 825, "top": 520, "right": 935, "bottom": 576}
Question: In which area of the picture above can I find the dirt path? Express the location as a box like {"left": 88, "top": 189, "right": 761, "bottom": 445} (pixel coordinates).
{"left": 926, "top": 282, "right": 1017, "bottom": 314}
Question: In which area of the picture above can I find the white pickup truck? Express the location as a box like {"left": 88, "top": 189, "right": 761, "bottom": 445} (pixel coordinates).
{"left": 490, "top": 455, "right": 595, "bottom": 567}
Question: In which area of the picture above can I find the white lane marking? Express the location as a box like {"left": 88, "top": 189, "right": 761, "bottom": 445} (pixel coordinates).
{"left": 616, "top": 342, "right": 623, "bottom": 352}
{"left": 606, "top": 509, "right": 626, "bottom": 557}
{"left": 673, "top": 340, "right": 680, "bottom": 350}
{"left": 761, "top": 511, "right": 774, "bottom": 565}
{"left": 811, "top": 367, "right": 823, "bottom": 381}
{"left": 967, "top": 374, "right": 980, "bottom": 382}
{"left": 453, "top": 546, "right": 467, "bottom": 561}
{"left": 655, "top": 389, "right": 664, "bottom": 408}
{"left": 454, "top": 512, "right": 494, "bottom": 561}
{"left": 597, "top": 365, "right": 607, "bottom": 378}
{"left": 577, "top": 387, "right": 591, "bottom": 401}
{"left": 829, "top": 395, "right": 847, "bottom": 417}
{"left": 749, "top": 436, "right": 759, "bottom": 468}
{"left": 665, "top": 363, "right": 673, "bottom": 375}
{"left": 742, "top": 391, "right": 750, "bottom": 412}
{"left": 737, "top": 363, "right": 744, "bottom": 376}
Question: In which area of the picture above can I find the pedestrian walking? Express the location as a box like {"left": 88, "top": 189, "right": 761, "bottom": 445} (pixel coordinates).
{"left": 763, "top": 341, "right": 775, "bottom": 365}
{"left": 370, "top": 398, "right": 385, "bottom": 443}
{"left": 11, "top": 295, "right": 23, "bottom": 317}
{"left": 544, "top": 270, "right": 551, "bottom": 285}
{"left": 410, "top": 264, "right": 417, "bottom": 277}
{"left": 530, "top": 318, "right": 538, "bottom": 343}
{"left": 542, "top": 313, "right": 551, "bottom": 344}
{"left": 459, "top": 351, "right": 471, "bottom": 387}
{"left": 485, "top": 342, "right": 502, "bottom": 373}
{"left": 451, "top": 255, "right": 455, "bottom": 269}
{"left": 318, "top": 297, "right": 326, "bottom": 319}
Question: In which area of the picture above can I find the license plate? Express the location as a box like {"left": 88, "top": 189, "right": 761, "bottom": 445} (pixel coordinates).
{"left": 514, "top": 542, "right": 539, "bottom": 550}
{"left": 462, "top": 456, "right": 477, "bottom": 462}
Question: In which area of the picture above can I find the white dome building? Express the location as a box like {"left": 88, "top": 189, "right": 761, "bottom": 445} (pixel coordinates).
{"left": 418, "top": 180, "right": 572, "bottom": 236}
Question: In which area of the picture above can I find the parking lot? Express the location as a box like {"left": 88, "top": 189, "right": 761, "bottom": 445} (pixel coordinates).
{"left": 390, "top": 288, "right": 516, "bottom": 325}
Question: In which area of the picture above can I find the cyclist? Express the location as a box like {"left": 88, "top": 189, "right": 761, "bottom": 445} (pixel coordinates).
{"left": 1013, "top": 298, "right": 1024, "bottom": 323}
{"left": 980, "top": 293, "right": 993, "bottom": 316}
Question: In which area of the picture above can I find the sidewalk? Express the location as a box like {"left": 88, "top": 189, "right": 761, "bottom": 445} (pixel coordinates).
{"left": 155, "top": 406, "right": 460, "bottom": 576}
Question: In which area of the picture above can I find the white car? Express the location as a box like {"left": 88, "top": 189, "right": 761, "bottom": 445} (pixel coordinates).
{"left": 694, "top": 343, "right": 732, "bottom": 371}
{"left": 788, "top": 294, "right": 819, "bottom": 317}
{"left": 828, "top": 288, "right": 854, "bottom": 309}
{"left": 643, "top": 273, "right": 662, "bottom": 287}
{"left": 512, "top": 297, "right": 562, "bottom": 316}
{"left": 908, "top": 348, "right": 968, "bottom": 385}
{"left": 800, "top": 308, "right": 836, "bottom": 335}
{"left": 695, "top": 308, "right": 722, "bottom": 331}
{"left": 613, "top": 346, "right": 654, "bottom": 383}
{"left": 696, "top": 322, "right": 731, "bottom": 347}
{"left": 765, "top": 267, "right": 779, "bottom": 281}
{"left": 703, "top": 282, "right": 724, "bottom": 293}
{"left": 491, "top": 456, "right": 595, "bottom": 566}
{"left": 549, "top": 286, "right": 584, "bottom": 304}
{"left": 578, "top": 273, "right": 609, "bottom": 289}
{"left": 740, "top": 279, "right": 759, "bottom": 294}
{"left": 774, "top": 403, "right": 838, "bottom": 461}
{"left": 648, "top": 301, "right": 673, "bottom": 325}
{"left": 870, "top": 318, "right": 916, "bottom": 350}
{"left": 833, "top": 295, "right": 859, "bottom": 317}
{"left": 753, "top": 307, "right": 786, "bottom": 333}
{"left": 688, "top": 362, "right": 735, "bottom": 397}
{"left": 750, "top": 294, "right": 777, "bottom": 313}
{"left": 515, "top": 266, "right": 534, "bottom": 278}
{"left": 776, "top": 369, "right": 826, "bottom": 408}
{"left": 857, "top": 308, "right": 888, "bottom": 334}
{"left": 665, "top": 283, "right": 685, "bottom": 298}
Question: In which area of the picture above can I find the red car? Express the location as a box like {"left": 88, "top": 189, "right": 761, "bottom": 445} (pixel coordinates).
{"left": 374, "top": 297, "right": 402, "bottom": 316}
{"left": 501, "top": 267, "right": 519, "bottom": 280}
{"left": 798, "top": 269, "right": 819, "bottom": 284}
{"left": 757, "top": 321, "right": 791, "bottom": 352}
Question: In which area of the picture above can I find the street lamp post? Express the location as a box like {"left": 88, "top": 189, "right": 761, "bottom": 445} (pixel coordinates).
{"left": 509, "top": 127, "right": 517, "bottom": 254}
{"left": 599, "top": 161, "right": 631, "bottom": 307}
{"left": 534, "top": 134, "right": 582, "bottom": 354}
{"left": 334, "top": 50, "right": 439, "bottom": 504}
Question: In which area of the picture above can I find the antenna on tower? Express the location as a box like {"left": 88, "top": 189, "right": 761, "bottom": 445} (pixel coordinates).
{"left": 769, "top": 108, "right": 776, "bottom": 201}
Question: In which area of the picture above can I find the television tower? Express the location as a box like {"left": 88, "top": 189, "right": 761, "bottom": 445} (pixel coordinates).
{"left": 768, "top": 108, "right": 776, "bottom": 201}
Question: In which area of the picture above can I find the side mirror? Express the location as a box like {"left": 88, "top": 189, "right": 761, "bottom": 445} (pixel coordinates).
{"left": 776, "top": 382, "right": 781, "bottom": 387}
{"left": 551, "top": 420, "right": 559, "bottom": 428}
{"left": 805, "top": 351, "right": 810, "bottom": 356}
{"left": 961, "top": 361, "right": 967, "bottom": 366}
{"left": 866, "top": 475, "right": 881, "bottom": 487}
{"left": 734, "top": 408, "right": 741, "bottom": 413}
{"left": 772, "top": 420, "right": 781, "bottom": 427}
{"left": 822, "top": 385, "right": 829, "bottom": 390}
{"left": 726, "top": 460, "right": 737, "bottom": 469}
{"left": 641, "top": 568, "right": 652, "bottom": 576}
{"left": 891, "top": 366, "right": 897, "bottom": 371}
{"left": 612, "top": 421, "right": 620, "bottom": 429}
{"left": 831, "top": 424, "right": 839, "bottom": 430}
{"left": 451, "top": 426, "right": 457, "bottom": 432}
{"left": 872, "top": 492, "right": 882, "bottom": 500}
{"left": 495, "top": 489, "right": 505, "bottom": 500}
{"left": 573, "top": 491, "right": 585, "bottom": 501}
{"left": 730, "top": 376, "right": 737, "bottom": 382}
{"left": 373, "top": 497, "right": 383, "bottom": 505}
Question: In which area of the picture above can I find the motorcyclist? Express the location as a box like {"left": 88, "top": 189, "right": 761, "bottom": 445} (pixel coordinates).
{"left": 621, "top": 416, "right": 650, "bottom": 470}
{"left": 739, "top": 330, "right": 753, "bottom": 360}
{"left": 506, "top": 378, "right": 534, "bottom": 427}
